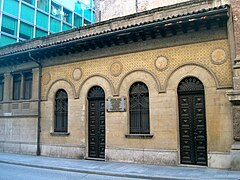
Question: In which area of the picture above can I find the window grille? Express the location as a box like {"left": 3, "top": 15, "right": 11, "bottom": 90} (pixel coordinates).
{"left": 129, "top": 82, "right": 150, "bottom": 134}
{"left": 54, "top": 89, "right": 68, "bottom": 132}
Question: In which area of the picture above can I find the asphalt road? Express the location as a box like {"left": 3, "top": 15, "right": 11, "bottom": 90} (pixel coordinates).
{"left": 0, "top": 163, "right": 144, "bottom": 180}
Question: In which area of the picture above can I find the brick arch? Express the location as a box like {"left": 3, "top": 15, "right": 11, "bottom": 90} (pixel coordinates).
{"left": 77, "top": 74, "right": 114, "bottom": 98}
{"left": 118, "top": 69, "right": 161, "bottom": 96}
{"left": 165, "top": 63, "right": 218, "bottom": 91}
{"left": 45, "top": 79, "right": 77, "bottom": 101}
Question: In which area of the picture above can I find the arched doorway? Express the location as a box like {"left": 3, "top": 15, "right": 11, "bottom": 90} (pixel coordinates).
{"left": 87, "top": 86, "right": 105, "bottom": 159}
{"left": 178, "top": 77, "right": 207, "bottom": 166}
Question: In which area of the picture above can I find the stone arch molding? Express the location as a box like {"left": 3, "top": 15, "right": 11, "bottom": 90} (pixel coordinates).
{"left": 45, "top": 79, "right": 77, "bottom": 101}
{"left": 78, "top": 74, "right": 114, "bottom": 99}
{"left": 118, "top": 69, "right": 161, "bottom": 95}
{"left": 165, "top": 63, "right": 219, "bottom": 91}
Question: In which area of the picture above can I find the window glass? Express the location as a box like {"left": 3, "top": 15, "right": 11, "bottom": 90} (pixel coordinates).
{"left": 51, "top": 2, "right": 61, "bottom": 19}
{"left": 0, "top": 76, "right": 4, "bottom": 101}
{"left": 63, "top": 8, "right": 72, "bottom": 24}
{"left": 54, "top": 0, "right": 93, "bottom": 12}
{"left": 36, "top": 11, "right": 49, "bottom": 29}
{"left": 54, "top": 89, "right": 68, "bottom": 132}
{"left": 36, "top": 28, "right": 48, "bottom": 37}
{"left": 21, "top": 4, "right": 35, "bottom": 23}
{"left": 129, "top": 82, "right": 150, "bottom": 134}
{"left": 74, "top": 14, "right": 82, "bottom": 27}
{"left": 1, "top": 15, "right": 18, "bottom": 36}
{"left": 13, "top": 74, "right": 21, "bottom": 100}
{"left": 91, "top": 11, "right": 95, "bottom": 22}
{"left": 0, "top": 35, "right": 17, "bottom": 47}
{"left": 84, "top": 19, "right": 91, "bottom": 26}
{"left": 3, "top": 0, "right": 19, "bottom": 17}
{"left": 37, "top": 0, "right": 49, "bottom": 12}
{"left": 22, "top": 0, "right": 35, "bottom": 6}
{"left": 19, "top": 22, "right": 33, "bottom": 40}
{"left": 62, "top": 23, "right": 71, "bottom": 31}
{"left": 74, "top": 1, "right": 83, "bottom": 15}
{"left": 91, "top": 0, "right": 94, "bottom": 8}
{"left": 23, "top": 72, "right": 32, "bottom": 100}
{"left": 84, "top": 8, "right": 91, "bottom": 20}
{"left": 50, "top": 17, "right": 60, "bottom": 33}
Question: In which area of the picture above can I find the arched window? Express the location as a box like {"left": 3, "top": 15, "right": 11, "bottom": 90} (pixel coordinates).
{"left": 129, "top": 82, "right": 150, "bottom": 134}
{"left": 54, "top": 89, "right": 68, "bottom": 132}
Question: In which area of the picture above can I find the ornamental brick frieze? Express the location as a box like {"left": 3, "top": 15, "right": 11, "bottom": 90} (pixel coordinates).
{"left": 42, "top": 39, "right": 231, "bottom": 99}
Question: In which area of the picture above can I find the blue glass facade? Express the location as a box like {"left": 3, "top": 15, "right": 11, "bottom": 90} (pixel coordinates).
{"left": 0, "top": 0, "right": 95, "bottom": 47}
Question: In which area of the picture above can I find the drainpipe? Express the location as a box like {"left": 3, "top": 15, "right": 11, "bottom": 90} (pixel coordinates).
{"left": 28, "top": 52, "right": 42, "bottom": 156}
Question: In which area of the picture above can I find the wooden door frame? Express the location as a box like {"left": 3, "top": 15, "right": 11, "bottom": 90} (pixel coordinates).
{"left": 87, "top": 86, "right": 105, "bottom": 159}
{"left": 177, "top": 77, "right": 208, "bottom": 166}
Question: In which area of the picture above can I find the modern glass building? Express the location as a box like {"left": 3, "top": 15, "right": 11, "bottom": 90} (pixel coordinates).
{"left": 0, "top": 0, "right": 95, "bottom": 47}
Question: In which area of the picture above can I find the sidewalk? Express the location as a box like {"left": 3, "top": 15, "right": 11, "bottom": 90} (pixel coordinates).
{"left": 0, "top": 152, "right": 240, "bottom": 180}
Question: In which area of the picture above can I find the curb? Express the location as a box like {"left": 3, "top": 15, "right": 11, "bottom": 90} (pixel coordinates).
{"left": 0, "top": 160, "right": 192, "bottom": 180}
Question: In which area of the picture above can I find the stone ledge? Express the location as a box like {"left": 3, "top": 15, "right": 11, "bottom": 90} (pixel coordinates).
{"left": 125, "top": 134, "right": 154, "bottom": 139}
{"left": 50, "top": 132, "right": 70, "bottom": 136}
{"left": 226, "top": 90, "right": 240, "bottom": 104}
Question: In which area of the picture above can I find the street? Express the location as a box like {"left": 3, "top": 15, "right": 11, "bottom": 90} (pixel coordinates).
{"left": 0, "top": 163, "right": 144, "bottom": 180}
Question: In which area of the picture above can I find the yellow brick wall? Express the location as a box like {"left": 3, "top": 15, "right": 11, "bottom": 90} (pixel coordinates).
{"left": 40, "top": 38, "right": 233, "bottom": 158}
{"left": 41, "top": 39, "right": 232, "bottom": 98}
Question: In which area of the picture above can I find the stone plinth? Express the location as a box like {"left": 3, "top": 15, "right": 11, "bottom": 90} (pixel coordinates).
{"left": 230, "top": 143, "right": 240, "bottom": 169}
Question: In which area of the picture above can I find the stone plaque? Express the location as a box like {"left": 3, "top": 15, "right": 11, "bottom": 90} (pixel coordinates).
{"left": 110, "top": 61, "right": 123, "bottom": 77}
{"left": 211, "top": 48, "right": 226, "bottom": 65}
{"left": 107, "top": 97, "right": 126, "bottom": 112}
{"left": 72, "top": 68, "right": 82, "bottom": 81}
{"left": 155, "top": 56, "right": 168, "bottom": 71}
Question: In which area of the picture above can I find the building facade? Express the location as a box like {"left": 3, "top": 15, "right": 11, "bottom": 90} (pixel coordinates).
{"left": 94, "top": 0, "right": 229, "bottom": 21}
{"left": 0, "top": 0, "right": 94, "bottom": 47}
{"left": 0, "top": 0, "right": 240, "bottom": 170}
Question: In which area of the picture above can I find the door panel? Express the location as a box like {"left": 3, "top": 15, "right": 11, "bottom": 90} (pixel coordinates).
{"left": 178, "top": 77, "right": 207, "bottom": 166}
{"left": 88, "top": 87, "right": 105, "bottom": 159}
{"left": 179, "top": 95, "right": 195, "bottom": 164}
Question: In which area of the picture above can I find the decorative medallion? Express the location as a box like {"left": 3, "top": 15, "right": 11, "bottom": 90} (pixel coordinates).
{"left": 110, "top": 61, "right": 123, "bottom": 77}
{"left": 155, "top": 56, "right": 168, "bottom": 71}
{"left": 72, "top": 68, "right": 82, "bottom": 81}
{"left": 211, "top": 48, "right": 226, "bottom": 65}
{"left": 42, "top": 72, "right": 51, "bottom": 85}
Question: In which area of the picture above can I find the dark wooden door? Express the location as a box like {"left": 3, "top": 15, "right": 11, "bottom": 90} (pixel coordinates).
{"left": 178, "top": 77, "right": 207, "bottom": 166}
{"left": 88, "top": 86, "right": 105, "bottom": 159}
